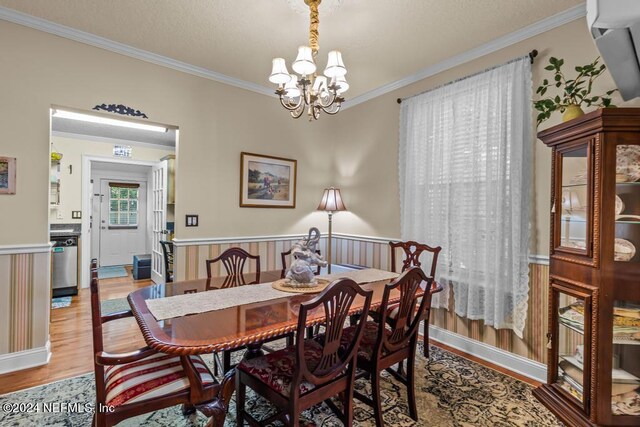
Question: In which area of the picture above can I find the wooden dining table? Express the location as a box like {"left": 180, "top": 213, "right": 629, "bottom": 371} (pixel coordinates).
{"left": 127, "top": 269, "right": 437, "bottom": 427}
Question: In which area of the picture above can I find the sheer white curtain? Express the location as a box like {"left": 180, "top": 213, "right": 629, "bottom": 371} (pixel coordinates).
{"left": 399, "top": 57, "right": 532, "bottom": 337}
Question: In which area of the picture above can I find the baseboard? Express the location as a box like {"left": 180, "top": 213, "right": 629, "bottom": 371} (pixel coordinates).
{"left": 0, "top": 340, "right": 51, "bottom": 374}
{"left": 428, "top": 325, "right": 547, "bottom": 383}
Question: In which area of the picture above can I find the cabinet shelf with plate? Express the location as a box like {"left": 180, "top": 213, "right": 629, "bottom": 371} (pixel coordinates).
{"left": 534, "top": 109, "right": 640, "bottom": 426}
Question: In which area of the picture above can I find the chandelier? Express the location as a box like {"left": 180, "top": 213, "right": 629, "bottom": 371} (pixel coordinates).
{"left": 269, "top": 0, "right": 349, "bottom": 121}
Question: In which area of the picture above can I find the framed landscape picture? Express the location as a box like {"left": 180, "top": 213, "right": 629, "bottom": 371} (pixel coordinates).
{"left": 240, "top": 152, "right": 296, "bottom": 208}
{"left": 0, "top": 156, "right": 16, "bottom": 194}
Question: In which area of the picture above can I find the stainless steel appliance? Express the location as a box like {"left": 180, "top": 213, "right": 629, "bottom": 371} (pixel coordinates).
{"left": 52, "top": 235, "right": 78, "bottom": 297}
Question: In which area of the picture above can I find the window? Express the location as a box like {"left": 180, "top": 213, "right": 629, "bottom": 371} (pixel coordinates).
{"left": 109, "top": 183, "right": 139, "bottom": 227}
{"left": 398, "top": 56, "right": 532, "bottom": 337}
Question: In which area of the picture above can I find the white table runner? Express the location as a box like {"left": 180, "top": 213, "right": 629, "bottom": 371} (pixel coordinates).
{"left": 146, "top": 268, "right": 399, "bottom": 321}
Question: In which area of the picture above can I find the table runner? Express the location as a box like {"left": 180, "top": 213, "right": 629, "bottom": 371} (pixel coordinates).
{"left": 145, "top": 268, "right": 399, "bottom": 321}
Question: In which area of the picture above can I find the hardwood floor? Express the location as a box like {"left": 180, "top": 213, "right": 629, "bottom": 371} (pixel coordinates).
{"left": 0, "top": 268, "right": 150, "bottom": 395}
{"left": 0, "top": 269, "right": 541, "bottom": 396}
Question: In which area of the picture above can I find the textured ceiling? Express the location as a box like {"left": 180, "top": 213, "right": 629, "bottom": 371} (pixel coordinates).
{"left": 0, "top": 0, "right": 584, "bottom": 98}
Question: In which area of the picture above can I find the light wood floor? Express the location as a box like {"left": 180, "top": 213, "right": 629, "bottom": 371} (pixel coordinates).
{"left": 0, "top": 268, "right": 150, "bottom": 395}
{"left": 0, "top": 270, "right": 540, "bottom": 396}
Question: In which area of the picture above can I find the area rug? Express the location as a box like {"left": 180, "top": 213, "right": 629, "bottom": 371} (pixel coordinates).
{"left": 97, "top": 266, "right": 128, "bottom": 279}
{"left": 51, "top": 296, "right": 72, "bottom": 309}
{"left": 0, "top": 344, "right": 561, "bottom": 426}
{"left": 100, "top": 298, "right": 130, "bottom": 315}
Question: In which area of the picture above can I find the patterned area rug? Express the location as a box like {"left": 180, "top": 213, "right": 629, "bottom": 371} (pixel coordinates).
{"left": 0, "top": 344, "right": 561, "bottom": 426}
{"left": 100, "top": 298, "right": 130, "bottom": 316}
{"left": 97, "top": 266, "right": 128, "bottom": 279}
{"left": 51, "top": 296, "right": 72, "bottom": 309}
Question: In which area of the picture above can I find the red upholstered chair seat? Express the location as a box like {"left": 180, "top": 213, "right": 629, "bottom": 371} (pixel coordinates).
{"left": 339, "top": 321, "right": 390, "bottom": 362}
{"left": 105, "top": 353, "right": 214, "bottom": 407}
{"left": 237, "top": 340, "right": 327, "bottom": 397}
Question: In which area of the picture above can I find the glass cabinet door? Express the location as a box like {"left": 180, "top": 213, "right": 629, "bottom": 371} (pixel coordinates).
{"left": 551, "top": 281, "right": 594, "bottom": 414}
{"left": 610, "top": 301, "right": 640, "bottom": 418}
{"left": 614, "top": 145, "right": 640, "bottom": 264}
{"left": 556, "top": 143, "right": 592, "bottom": 256}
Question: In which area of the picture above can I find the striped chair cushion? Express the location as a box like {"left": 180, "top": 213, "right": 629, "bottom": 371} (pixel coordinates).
{"left": 105, "top": 353, "right": 214, "bottom": 407}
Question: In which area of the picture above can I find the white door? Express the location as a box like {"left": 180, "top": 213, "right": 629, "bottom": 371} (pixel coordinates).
{"left": 99, "top": 180, "right": 147, "bottom": 266}
{"left": 150, "top": 161, "right": 168, "bottom": 284}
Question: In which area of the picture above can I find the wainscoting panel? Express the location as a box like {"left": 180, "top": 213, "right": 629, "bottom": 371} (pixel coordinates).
{"left": 0, "top": 246, "right": 51, "bottom": 373}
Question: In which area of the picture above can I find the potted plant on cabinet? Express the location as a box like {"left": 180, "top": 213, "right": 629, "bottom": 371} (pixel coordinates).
{"left": 534, "top": 56, "right": 617, "bottom": 126}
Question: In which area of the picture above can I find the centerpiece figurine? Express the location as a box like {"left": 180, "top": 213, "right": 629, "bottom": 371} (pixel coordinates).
{"left": 284, "top": 227, "right": 327, "bottom": 288}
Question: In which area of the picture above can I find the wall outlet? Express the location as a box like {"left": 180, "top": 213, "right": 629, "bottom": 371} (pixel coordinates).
{"left": 71, "top": 211, "right": 82, "bottom": 219}
{"left": 56, "top": 210, "right": 64, "bottom": 220}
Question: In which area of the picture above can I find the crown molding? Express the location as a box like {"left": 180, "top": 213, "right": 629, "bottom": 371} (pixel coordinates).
{"left": 342, "top": 4, "right": 587, "bottom": 109}
{"left": 0, "top": 6, "right": 275, "bottom": 98}
{"left": 0, "top": 4, "right": 585, "bottom": 108}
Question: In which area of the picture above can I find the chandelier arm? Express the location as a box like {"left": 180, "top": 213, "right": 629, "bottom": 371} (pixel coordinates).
{"left": 321, "top": 103, "right": 342, "bottom": 115}
{"left": 291, "top": 105, "right": 306, "bottom": 119}
{"left": 279, "top": 94, "right": 304, "bottom": 111}
{"left": 317, "top": 92, "right": 338, "bottom": 109}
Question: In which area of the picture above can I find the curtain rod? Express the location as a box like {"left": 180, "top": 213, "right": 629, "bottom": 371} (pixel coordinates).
{"left": 396, "top": 49, "right": 538, "bottom": 104}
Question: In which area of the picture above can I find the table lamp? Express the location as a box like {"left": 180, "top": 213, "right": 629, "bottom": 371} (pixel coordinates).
{"left": 317, "top": 187, "right": 347, "bottom": 273}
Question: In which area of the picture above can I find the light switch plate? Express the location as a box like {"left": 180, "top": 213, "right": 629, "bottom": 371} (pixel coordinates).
{"left": 71, "top": 211, "right": 82, "bottom": 219}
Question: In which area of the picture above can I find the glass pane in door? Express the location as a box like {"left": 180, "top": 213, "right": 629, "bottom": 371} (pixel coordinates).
{"left": 556, "top": 292, "right": 588, "bottom": 406}
{"left": 611, "top": 301, "right": 640, "bottom": 417}
{"left": 560, "top": 146, "right": 589, "bottom": 250}
{"left": 614, "top": 145, "right": 640, "bottom": 263}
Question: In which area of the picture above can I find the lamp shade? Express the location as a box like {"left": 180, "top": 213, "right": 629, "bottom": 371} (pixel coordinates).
{"left": 292, "top": 46, "right": 317, "bottom": 75}
{"left": 317, "top": 187, "right": 347, "bottom": 212}
{"left": 269, "top": 58, "right": 291, "bottom": 84}
{"left": 335, "top": 75, "right": 349, "bottom": 94}
{"left": 284, "top": 74, "right": 301, "bottom": 98}
{"left": 324, "top": 50, "right": 346, "bottom": 78}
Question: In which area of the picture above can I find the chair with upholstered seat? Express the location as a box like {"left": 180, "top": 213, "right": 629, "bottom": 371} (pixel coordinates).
{"left": 235, "top": 278, "right": 373, "bottom": 427}
{"left": 343, "top": 267, "right": 438, "bottom": 427}
{"left": 89, "top": 260, "right": 215, "bottom": 427}
{"left": 159, "top": 240, "right": 174, "bottom": 283}
{"left": 386, "top": 240, "right": 442, "bottom": 357}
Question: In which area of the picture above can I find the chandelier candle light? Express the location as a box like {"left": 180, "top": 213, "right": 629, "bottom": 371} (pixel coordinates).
{"left": 269, "top": 0, "right": 348, "bottom": 121}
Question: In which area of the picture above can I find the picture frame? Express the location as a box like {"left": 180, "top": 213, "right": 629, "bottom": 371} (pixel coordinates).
{"left": 0, "top": 156, "right": 16, "bottom": 195}
{"left": 240, "top": 152, "right": 297, "bottom": 208}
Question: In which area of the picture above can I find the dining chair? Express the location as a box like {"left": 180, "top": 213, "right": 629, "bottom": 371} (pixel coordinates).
{"left": 159, "top": 240, "right": 174, "bottom": 283}
{"left": 88, "top": 260, "right": 216, "bottom": 427}
{"left": 206, "top": 247, "right": 260, "bottom": 286}
{"left": 205, "top": 247, "right": 289, "bottom": 376}
{"left": 235, "top": 278, "right": 373, "bottom": 427}
{"left": 386, "top": 240, "right": 442, "bottom": 357}
{"left": 280, "top": 248, "right": 323, "bottom": 279}
{"left": 343, "top": 267, "right": 437, "bottom": 427}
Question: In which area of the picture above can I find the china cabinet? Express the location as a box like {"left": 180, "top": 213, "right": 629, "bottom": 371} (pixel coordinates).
{"left": 534, "top": 109, "right": 640, "bottom": 426}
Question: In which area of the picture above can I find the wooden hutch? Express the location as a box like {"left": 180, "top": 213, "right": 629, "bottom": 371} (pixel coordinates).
{"left": 534, "top": 109, "right": 640, "bottom": 426}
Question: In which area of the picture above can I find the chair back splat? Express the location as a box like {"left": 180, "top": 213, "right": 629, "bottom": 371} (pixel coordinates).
{"left": 378, "top": 267, "right": 433, "bottom": 354}
{"left": 389, "top": 240, "right": 441, "bottom": 277}
{"left": 206, "top": 247, "right": 261, "bottom": 286}
{"left": 159, "top": 240, "right": 174, "bottom": 283}
{"left": 296, "top": 278, "right": 373, "bottom": 389}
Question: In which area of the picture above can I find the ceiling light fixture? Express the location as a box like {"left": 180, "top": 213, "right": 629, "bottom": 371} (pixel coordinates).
{"left": 269, "top": 0, "right": 348, "bottom": 121}
{"left": 52, "top": 109, "right": 168, "bottom": 133}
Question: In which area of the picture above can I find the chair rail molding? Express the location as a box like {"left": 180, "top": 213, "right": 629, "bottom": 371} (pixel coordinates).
{"left": 0, "top": 243, "right": 53, "bottom": 256}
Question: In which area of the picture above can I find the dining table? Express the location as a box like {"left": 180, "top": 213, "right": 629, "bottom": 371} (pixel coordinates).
{"left": 127, "top": 268, "right": 438, "bottom": 427}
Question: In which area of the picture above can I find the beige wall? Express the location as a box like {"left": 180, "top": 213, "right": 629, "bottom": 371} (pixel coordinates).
{"left": 329, "top": 19, "right": 640, "bottom": 255}
{"left": 49, "top": 135, "right": 174, "bottom": 224}
{"left": 0, "top": 20, "right": 334, "bottom": 248}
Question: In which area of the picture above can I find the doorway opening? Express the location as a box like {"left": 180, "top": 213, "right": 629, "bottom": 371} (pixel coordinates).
{"left": 48, "top": 106, "right": 177, "bottom": 292}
